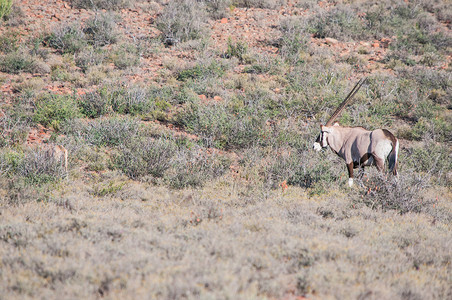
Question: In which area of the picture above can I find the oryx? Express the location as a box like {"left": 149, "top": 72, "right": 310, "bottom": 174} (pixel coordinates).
{"left": 313, "top": 78, "right": 399, "bottom": 187}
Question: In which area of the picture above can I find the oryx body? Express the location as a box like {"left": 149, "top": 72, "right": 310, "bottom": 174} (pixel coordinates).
{"left": 314, "top": 123, "right": 399, "bottom": 186}
{"left": 312, "top": 77, "right": 399, "bottom": 186}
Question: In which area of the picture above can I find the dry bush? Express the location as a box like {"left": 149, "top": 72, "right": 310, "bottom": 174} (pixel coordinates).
{"left": 352, "top": 168, "right": 433, "bottom": 214}
{"left": 156, "top": 0, "right": 208, "bottom": 44}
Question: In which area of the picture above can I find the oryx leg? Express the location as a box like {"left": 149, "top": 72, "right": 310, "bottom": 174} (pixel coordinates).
{"left": 347, "top": 162, "right": 354, "bottom": 187}
{"left": 374, "top": 156, "right": 385, "bottom": 172}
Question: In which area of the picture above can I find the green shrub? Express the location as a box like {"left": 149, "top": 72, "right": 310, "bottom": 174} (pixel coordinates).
{"left": 0, "top": 49, "right": 37, "bottom": 74}
{"left": 111, "top": 86, "right": 153, "bottom": 116}
{"left": 156, "top": 0, "right": 208, "bottom": 43}
{"left": 33, "top": 94, "right": 81, "bottom": 130}
{"left": 225, "top": 38, "right": 248, "bottom": 63}
{"left": 401, "top": 143, "right": 451, "bottom": 186}
{"left": 308, "top": 6, "right": 364, "bottom": 40}
{"left": 277, "top": 17, "right": 309, "bottom": 64}
{"left": 177, "top": 60, "right": 226, "bottom": 81}
{"left": 78, "top": 89, "right": 112, "bottom": 118}
{"left": 0, "top": 0, "right": 13, "bottom": 20}
{"left": 0, "top": 110, "right": 29, "bottom": 147}
{"left": 176, "top": 98, "right": 268, "bottom": 150}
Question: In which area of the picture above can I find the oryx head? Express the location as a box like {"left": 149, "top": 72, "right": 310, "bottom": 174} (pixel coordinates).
{"left": 313, "top": 77, "right": 367, "bottom": 151}
{"left": 313, "top": 123, "right": 338, "bottom": 151}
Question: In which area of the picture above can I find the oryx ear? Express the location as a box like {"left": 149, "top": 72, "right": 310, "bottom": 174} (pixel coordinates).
{"left": 333, "top": 122, "right": 340, "bottom": 127}
{"left": 321, "top": 125, "right": 332, "bottom": 133}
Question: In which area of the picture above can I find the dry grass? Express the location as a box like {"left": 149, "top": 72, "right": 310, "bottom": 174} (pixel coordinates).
{"left": 0, "top": 176, "right": 451, "bottom": 299}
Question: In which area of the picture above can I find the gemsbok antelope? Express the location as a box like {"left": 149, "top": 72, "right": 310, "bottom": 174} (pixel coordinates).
{"left": 313, "top": 78, "right": 399, "bottom": 187}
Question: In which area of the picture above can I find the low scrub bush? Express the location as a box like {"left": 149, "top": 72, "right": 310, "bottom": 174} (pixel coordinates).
{"left": 176, "top": 99, "right": 269, "bottom": 150}
{"left": 277, "top": 17, "right": 309, "bottom": 64}
{"left": 156, "top": 0, "right": 208, "bottom": 43}
{"left": 353, "top": 169, "right": 433, "bottom": 214}
{"left": 233, "top": 0, "right": 287, "bottom": 9}
{"left": 0, "top": 49, "right": 38, "bottom": 74}
{"left": 114, "top": 137, "right": 178, "bottom": 179}
{"left": 74, "top": 46, "right": 106, "bottom": 72}
{"left": 83, "top": 13, "right": 119, "bottom": 47}
{"left": 62, "top": 116, "right": 141, "bottom": 147}
{"left": 111, "top": 86, "right": 153, "bottom": 115}
{"left": 0, "top": 148, "right": 66, "bottom": 185}
{"left": 45, "top": 23, "right": 86, "bottom": 54}
{"left": 33, "top": 94, "right": 81, "bottom": 130}
{"left": 0, "top": 30, "right": 20, "bottom": 53}
{"left": 308, "top": 5, "right": 364, "bottom": 40}
{"left": 177, "top": 59, "right": 227, "bottom": 81}
{"left": 165, "top": 147, "right": 230, "bottom": 189}
{"left": 66, "top": 0, "right": 131, "bottom": 10}
{"left": 110, "top": 43, "right": 140, "bottom": 70}
{"left": 0, "top": 110, "right": 29, "bottom": 147}
{"left": 224, "top": 38, "right": 249, "bottom": 63}
{"left": 203, "top": 0, "right": 231, "bottom": 19}
{"left": 401, "top": 143, "right": 451, "bottom": 186}
{"left": 78, "top": 89, "right": 112, "bottom": 118}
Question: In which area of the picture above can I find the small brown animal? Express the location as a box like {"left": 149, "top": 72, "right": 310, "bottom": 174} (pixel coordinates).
{"left": 34, "top": 144, "right": 69, "bottom": 179}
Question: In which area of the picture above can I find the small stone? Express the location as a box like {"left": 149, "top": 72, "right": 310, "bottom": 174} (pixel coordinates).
{"left": 199, "top": 94, "right": 207, "bottom": 100}
{"left": 220, "top": 18, "right": 228, "bottom": 24}
{"left": 213, "top": 96, "right": 223, "bottom": 101}
{"left": 372, "top": 42, "right": 380, "bottom": 48}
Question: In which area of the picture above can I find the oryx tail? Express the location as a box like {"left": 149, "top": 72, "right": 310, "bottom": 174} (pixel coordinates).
{"left": 388, "top": 138, "right": 399, "bottom": 175}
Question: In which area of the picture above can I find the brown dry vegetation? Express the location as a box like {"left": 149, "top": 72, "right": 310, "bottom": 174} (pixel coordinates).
{"left": 0, "top": 0, "right": 451, "bottom": 299}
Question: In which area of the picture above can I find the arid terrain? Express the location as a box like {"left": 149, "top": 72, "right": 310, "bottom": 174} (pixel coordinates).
{"left": 0, "top": 0, "right": 451, "bottom": 299}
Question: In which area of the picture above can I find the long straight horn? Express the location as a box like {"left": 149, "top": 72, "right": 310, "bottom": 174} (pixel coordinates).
{"left": 325, "top": 77, "right": 367, "bottom": 126}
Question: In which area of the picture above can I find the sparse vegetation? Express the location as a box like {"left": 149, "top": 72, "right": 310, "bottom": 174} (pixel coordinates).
{"left": 0, "top": 0, "right": 451, "bottom": 299}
